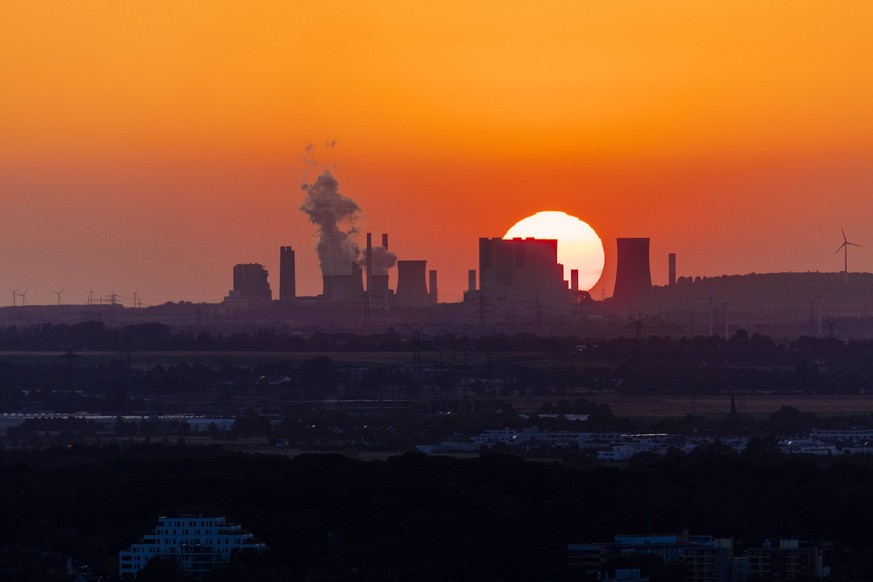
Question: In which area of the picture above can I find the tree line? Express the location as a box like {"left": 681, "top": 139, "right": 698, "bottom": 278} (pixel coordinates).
{"left": 2, "top": 445, "right": 873, "bottom": 580}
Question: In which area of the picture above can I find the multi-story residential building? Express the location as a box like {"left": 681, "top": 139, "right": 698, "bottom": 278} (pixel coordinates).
{"left": 119, "top": 516, "right": 265, "bottom": 578}
{"left": 745, "top": 539, "right": 823, "bottom": 581}
{"left": 569, "top": 531, "right": 733, "bottom": 582}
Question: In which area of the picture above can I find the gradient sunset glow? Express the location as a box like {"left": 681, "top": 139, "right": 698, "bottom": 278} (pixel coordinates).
{"left": 2, "top": 2, "right": 873, "bottom": 304}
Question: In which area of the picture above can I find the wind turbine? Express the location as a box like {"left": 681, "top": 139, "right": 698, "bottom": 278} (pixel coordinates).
{"left": 835, "top": 227, "right": 861, "bottom": 285}
{"left": 18, "top": 287, "right": 30, "bottom": 306}
{"left": 49, "top": 286, "right": 67, "bottom": 305}
{"left": 6, "top": 287, "right": 19, "bottom": 307}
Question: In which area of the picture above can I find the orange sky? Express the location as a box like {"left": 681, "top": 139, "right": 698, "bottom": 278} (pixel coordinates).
{"left": 2, "top": 2, "right": 873, "bottom": 305}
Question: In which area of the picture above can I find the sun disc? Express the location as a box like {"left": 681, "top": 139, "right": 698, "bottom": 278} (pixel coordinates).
{"left": 504, "top": 211, "right": 605, "bottom": 291}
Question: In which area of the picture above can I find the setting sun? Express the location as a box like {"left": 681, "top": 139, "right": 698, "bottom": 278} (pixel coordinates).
{"left": 504, "top": 211, "right": 605, "bottom": 291}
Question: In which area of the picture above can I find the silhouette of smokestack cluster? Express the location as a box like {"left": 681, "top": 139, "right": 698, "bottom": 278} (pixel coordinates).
{"left": 364, "top": 232, "right": 395, "bottom": 310}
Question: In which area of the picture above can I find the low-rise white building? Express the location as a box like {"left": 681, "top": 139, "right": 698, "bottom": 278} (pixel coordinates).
{"left": 119, "top": 516, "right": 265, "bottom": 578}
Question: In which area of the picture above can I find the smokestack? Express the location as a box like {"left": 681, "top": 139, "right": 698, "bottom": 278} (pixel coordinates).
{"left": 279, "top": 246, "right": 296, "bottom": 300}
{"left": 381, "top": 233, "right": 388, "bottom": 250}
{"left": 468, "top": 269, "right": 477, "bottom": 292}
{"left": 570, "top": 269, "right": 579, "bottom": 292}
{"left": 394, "top": 260, "right": 429, "bottom": 307}
{"left": 429, "top": 269, "right": 438, "bottom": 304}
{"left": 668, "top": 253, "right": 676, "bottom": 286}
{"left": 613, "top": 238, "right": 653, "bottom": 302}
{"left": 366, "top": 233, "right": 373, "bottom": 291}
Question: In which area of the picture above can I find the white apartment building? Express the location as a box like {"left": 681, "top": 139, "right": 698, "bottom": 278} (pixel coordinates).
{"left": 119, "top": 516, "right": 265, "bottom": 578}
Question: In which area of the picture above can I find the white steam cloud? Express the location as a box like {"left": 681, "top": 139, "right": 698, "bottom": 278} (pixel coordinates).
{"left": 300, "top": 171, "right": 361, "bottom": 276}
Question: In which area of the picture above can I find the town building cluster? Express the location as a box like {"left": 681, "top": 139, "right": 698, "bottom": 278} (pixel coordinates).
{"left": 417, "top": 426, "right": 749, "bottom": 459}
{"left": 568, "top": 531, "right": 829, "bottom": 581}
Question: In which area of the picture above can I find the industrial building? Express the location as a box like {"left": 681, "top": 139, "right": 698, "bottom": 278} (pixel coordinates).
{"left": 478, "top": 237, "right": 572, "bottom": 307}
{"left": 223, "top": 263, "right": 272, "bottom": 305}
{"left": 118, "top": 516, "right": 265, "bottom": 578}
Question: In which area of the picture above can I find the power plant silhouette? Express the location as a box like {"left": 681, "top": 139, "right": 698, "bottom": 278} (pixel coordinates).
{"left": 221, "top": 170, "right": 660, "bottom": 314}
{"left": 7, "top": 171, "right": 873, "bottom": 339}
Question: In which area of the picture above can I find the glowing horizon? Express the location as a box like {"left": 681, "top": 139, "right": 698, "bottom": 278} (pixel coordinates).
{"left": 2, "top": 2, "right": 873, "bottom": 304}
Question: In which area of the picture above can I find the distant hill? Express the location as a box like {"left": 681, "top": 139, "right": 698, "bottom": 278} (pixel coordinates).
{"left": 614, "top": 272, "right": 873, "bottom": 316}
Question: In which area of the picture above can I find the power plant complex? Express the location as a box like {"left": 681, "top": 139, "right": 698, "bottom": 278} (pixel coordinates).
{"left": 221, "top": 170, "right": 665, "bottom": 317}
{"left": 222, "top": 233, "right": 662, "bottom": 315}
{"left": 13, "top": 169, "right": 871, "bottom": 338}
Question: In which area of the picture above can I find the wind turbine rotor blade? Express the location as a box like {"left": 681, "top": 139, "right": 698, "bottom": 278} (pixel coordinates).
{"left": 841, "top": 226, "right": 847, "bottom": 242}
{"left": 848, "top": 242, "right": 862, "bottom": 247}
{"left": 835, "top": 244, "right": 846, "bottom": 254}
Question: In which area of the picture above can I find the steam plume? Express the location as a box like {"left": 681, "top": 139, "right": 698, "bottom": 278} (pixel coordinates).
{"left": 360, "top": 245, "right": 397, "bottom": 276}
{"left": 300, "top": 171, "right": 360, "bottom": 276}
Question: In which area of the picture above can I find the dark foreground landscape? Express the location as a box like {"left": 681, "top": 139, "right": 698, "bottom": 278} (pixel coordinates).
{"left": 3, "top": 444, "right": 873, "bottom": 581}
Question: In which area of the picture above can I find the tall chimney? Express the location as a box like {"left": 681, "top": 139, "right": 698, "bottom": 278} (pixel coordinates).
{"left": 468, "top": 269, "right": 477, "bottom": 292}
{"left": 366, "top": 232, "right": 373, "bottom": 291}
{"left": 381, "top": 233, "right": 389, "bottom": 250}
{"left": 570, "top": 269, "right": 579, "bottom": 292}
{"left": 668, "top": 253, "right": 677, "bottom": 286}
{"left": 279, "top": 246, "right": 296, "bottom": 300}
{"left": 429, "top": 269, "right": 438, "bottom": 304}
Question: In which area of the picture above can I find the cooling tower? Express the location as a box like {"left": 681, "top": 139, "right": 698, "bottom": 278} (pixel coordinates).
{"left": 394, "top": 260, "right": 429, "bottom": 307}
{"left": 279, "top": 246, "right": 296, "bottom": 300}
{"left": 668, "top": 253, "right": 677, "bottom": 286}
{"left": 612, "top": 238, "right": 652, "bottom": 302}
{"left": 322, "top": 263, "right": 364, "bottom": 302}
